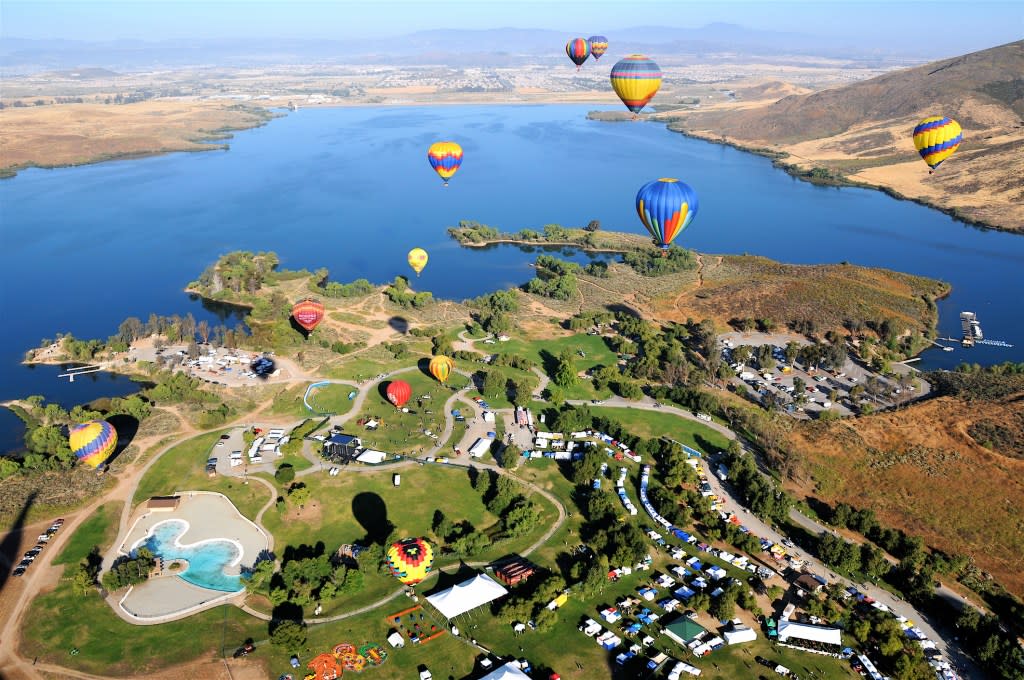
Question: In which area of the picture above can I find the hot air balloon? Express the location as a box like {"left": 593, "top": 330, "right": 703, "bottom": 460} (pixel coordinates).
{"left": 913, "top": 116, "right": 962, "bottom": 173}
{"left": 588, "top": 35, "right": 608, "bottom": 60}
{"left": 565, "top": 37, "right": 590, "bottom": 70}
{"left": 292, "top": 297, "right": 325, "bottom": 333}
{"left": 386, "top": 537, "right": 434, "bottom": 585}
{"left": 429, "top": 355, "right": 454, "bottom": 383}
{"left": 610, "top": 54, "right": 662, "bottom": 117}
{"left": 635, "top": 178, "right": 699, "bottom": 252}
{"left": 407, "top": 248, "right": 428, "bottom": 277}
{"left": 385, "top": 380, "right": 411, "bottom": 408}
{"left": 70, "top": 420, "right": 117, "bottom": 469}
{"left": 427, "top": 141, "right": 463, "bottom": 186}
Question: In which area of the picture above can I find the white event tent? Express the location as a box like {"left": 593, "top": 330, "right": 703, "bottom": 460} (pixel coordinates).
{"left": 426, "top": 573, "right": 508, "bottom": 619}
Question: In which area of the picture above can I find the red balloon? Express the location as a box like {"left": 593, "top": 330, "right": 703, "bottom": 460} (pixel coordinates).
{"left": 292, "top": 297, "right": 325, "bottom": 332}
{"left": 386, "top": 380, "right": 411, "bottom": 408}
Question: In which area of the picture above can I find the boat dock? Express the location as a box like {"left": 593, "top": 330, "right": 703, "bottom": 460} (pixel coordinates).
{"left": 58, "top": 365, "right": 103, "bottom": 381}
{"left": 936, "top": 311, "right": 1013, "bottom": 349}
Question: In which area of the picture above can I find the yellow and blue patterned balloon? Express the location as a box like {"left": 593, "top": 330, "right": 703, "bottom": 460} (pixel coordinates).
{"left": 427, "top": 141, "right": 463, "bottom": 185}
{"left": 913, "top": 116, "right": 962, "bottom": 172}
{"left": 636, "top": 178, "right": 699, "bottom": 250}
{"left": 70, "top": 420, "right": 117, "bottom": 469}
{"left": 588, "top": 36, "right": 609, "bottom": 60}
{"left": 610, "top": 54, "right": 662, "bottom": 116}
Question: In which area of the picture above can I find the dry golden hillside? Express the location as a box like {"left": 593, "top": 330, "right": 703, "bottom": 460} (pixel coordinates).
{"left": 787, "top": 393, "right": 1024, "bottom": 596}
{"left": 670, "top": 41, "right": 1024, "bottom": 231}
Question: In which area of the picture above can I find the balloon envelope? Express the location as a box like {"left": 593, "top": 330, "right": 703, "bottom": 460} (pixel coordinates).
{"left": 386, "top": 537, "right": 434, "bottom": 585}
{"left": 913, "top": 116, "right": 962, "bottom": 170}
{"left": 429, "top": 355, "right": 454, "bottom": 383}
{"left": 610, "top": 54, "right": 662, "bottom": 114}
{"left": 407, "top": 248, "right": 429, "bottom": 276}
{"left": 385, "top": 380, "right": 412, "bottom": 408}
{"left": 70, "top": 420, "right": 117, "bottom": 468}
{"left": 427, "top": 141, "right": 463, "bottom": 184}
{"left": 292, "top": 297, "right": 325, "bottom": 332}
{"left": 588, "top": 35, "right": 609, "bottom": 60}
{"left": 635, "top": 178, "right": 699, "bottom": 249}
{"left": 565, "top": 37, "right": 590, "bottom": 67}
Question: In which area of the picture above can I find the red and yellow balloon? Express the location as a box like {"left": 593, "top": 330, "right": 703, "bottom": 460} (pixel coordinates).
{"left": 386, "top": 537, "right": 434, "bottom": 585}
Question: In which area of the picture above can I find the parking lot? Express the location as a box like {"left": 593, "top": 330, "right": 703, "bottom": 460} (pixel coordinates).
{"left": 718, "top": 332, "right": 930, "bottom": 419}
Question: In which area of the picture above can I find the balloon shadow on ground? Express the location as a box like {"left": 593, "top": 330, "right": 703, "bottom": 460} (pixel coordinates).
{"left": 416, "top": 357, "right": 433, "bottom": 379}
{"left": 352, "top": 492, "right": 394, "bottom": 545}
{"left": 0, "top": 492, "right": 36, "bottom": 593}
{"left": 104, "top": 414, "right": 139, "bottom": 467}
{"left": 287, "top": 316, "right": 312, "bottom": 339}
{"left": 388, "top": 316, "right": 409, "bottom": 335}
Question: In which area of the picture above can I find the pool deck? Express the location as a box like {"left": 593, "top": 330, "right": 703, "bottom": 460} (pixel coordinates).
{"left": 112, "top": 491, "right": 270, "bottom": 623}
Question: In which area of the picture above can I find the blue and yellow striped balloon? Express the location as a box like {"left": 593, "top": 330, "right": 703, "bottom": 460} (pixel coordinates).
{"left": 610, "top": 54, "right": 662, "bottom": 116}
{"left": 70, "top": 420, "right": 117, "bottom": 469}
{"left": 913, "top": 116, "right": 962, "bottom": 171}
{"left": 588, "top": 36, "right": 609, "bottom": 60}
{"left": 427, "top": 141, "right": 463, "bottom": 185}
{"left": 636, "top": 178, "right": 699, "bottom": 250}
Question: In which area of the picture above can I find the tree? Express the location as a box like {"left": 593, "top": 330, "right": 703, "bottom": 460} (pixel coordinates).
{"left": 553, "top": 351, "right": 578, "bottom": 388}
{"left": 71, "top": 562, "right": 97, "bottom": 596}
{"left": 785, "top": 341, "right": 801, "bottom": 364}
{"left": 270, "top": 620, "right": 307, "bottom": 650}
{"left": 534, "top": 607, "right": 559, "bottom": 631}
{"left": 275, "top": 464, "right": 295, "bottom": 485}
{"left": 481, "top": 370, "right": 505, "bottom": 400}
{"left": 197, "top": 320, "right": 211, "bottom": 344}
{"left": 584, "top": 219, "right": 601, "bottom": 232}
{"left": 288, "top": 484, "right": 311, "bottom": 508}
{"left": 615, "top": 380, "right": 643, "bottom": 400}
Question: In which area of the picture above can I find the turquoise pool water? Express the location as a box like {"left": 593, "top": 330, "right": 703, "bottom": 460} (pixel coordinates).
{"left": 136, "top": 520, "right": 243, "bottom": 592}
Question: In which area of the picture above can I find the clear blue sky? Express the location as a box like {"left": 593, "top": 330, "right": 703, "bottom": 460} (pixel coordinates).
{"left": 3, "top": 0, "right": 1020, "bottom": 54}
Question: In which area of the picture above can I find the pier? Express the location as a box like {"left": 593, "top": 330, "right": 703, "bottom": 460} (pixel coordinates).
{"left": 58, "top": 365, "right": 103, "bottom": 382}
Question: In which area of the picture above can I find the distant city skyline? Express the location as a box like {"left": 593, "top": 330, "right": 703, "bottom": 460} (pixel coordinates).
{"left": 2, "top": 0, "right": 1021, "bottom": 57}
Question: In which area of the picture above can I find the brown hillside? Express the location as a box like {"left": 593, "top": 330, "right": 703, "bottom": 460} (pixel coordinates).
{"left": 786, "top": 393, "right": 1024, "bottom": 596}
{"left": 673, "top": 41, "right": 1024, "bottom": 231}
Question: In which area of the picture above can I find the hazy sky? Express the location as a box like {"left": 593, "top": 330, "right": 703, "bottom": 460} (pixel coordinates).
{"left": 3, "top": 0, "right": 1021, "bottom": 54}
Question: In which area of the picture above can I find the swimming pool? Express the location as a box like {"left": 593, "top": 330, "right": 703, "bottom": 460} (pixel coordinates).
{"left": 134, "top": 519, "right": 243, "bottom": 592}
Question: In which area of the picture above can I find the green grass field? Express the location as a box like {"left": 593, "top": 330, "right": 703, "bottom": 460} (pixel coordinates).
{"left": 589, "top": 407, "right": 731, "bottom": 454}
{"left": 53, "top": 502, "right": 123, "bottom": 566}
{"left": 131, "top": 431, "right": 268, "bottom": 520}
{"left": 351, "top": 369, "right": 457, "bottom": 454}
{"left": 306, "top": 382, "right": 359, "bottom": 415}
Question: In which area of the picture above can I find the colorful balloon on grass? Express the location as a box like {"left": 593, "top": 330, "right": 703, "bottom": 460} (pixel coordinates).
{"left": 70, "top": 420, "right": 117, "bottom": 468}
{"left": 610, "top": 54, "right": 662, "bottom": 116}
{"left": 407, "top": 248, "right": 428, "bottom": 277}
{"left": 565, "top": 37, "right": 590, "bottom": 69}
{"left": 429, "top": 355, "right": 454, "bottom": 383}
{"left": 386, "top": 537, "right": 434, "bottom": 585}
{"left": 635, "top": 178, "right": 699, "bottom": 251}
{"left": 913, "top": 116, "right": 962, "bottom": 172}
{"left": 385, "top": 380, "right": 412, "bottom": 408}
{"left": 588, "top": 35, "right": 608, "bottom": 60}
{"left": 427, "top": 141, "right": 463, "bottom": 185}
{"left": 292, "top": 297, "right": 325, "bottom": 332}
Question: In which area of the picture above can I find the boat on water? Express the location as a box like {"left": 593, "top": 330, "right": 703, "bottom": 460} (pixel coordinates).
{"left": 942, "top": 346, "right": 954, "bottom": 352}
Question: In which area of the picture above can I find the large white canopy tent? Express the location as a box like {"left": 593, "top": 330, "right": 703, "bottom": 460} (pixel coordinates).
{"left": 777, "top": 620, "right": 842, "bottom": 646}
{"left": 425, "top": 573, "right": 508, "bottom": 619}
{"left": 478, "top": 663, "right": 532, "bottom": 680}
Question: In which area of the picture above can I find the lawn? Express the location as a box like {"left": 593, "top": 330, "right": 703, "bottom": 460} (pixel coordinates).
{"left": 589, "top": 407, "right": 731, "bottom": 455}
{"left": 308, "top": 382, "right": 359, "bottom": 415}
{"left": 54, "top": 501, "right": 123, "bottom": 566}
{"left": 131, "top": 431, "right": 270, "bottom": 520}
{"left": 350, "top": 369, "right": 458, "bottom": 454}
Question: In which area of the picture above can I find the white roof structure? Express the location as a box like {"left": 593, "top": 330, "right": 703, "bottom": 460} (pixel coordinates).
{"left": 387, "top": 631, "right": 404, "bottom": 648}
{"left": 777, "top": 620, "right": 842, "bottom": 646}
{"left": 426, "top": 573, "right": 508, "bottom": 619}
{"left": 355, "top": 450, "right": 387, "bottom": 464}
{"left": 724, "top": 626, "right": 757, "bottom": 644}
{"left": 478, "top": 663, "right": 531, "bottom": 680}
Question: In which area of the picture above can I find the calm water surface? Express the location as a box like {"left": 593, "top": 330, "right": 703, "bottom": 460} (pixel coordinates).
{"left": 2, "top": 105, "right": 1022, "bottom": 442}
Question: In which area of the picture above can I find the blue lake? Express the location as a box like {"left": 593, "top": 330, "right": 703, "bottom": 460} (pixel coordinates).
{"left": 135, "top": 519, "right": 242, "bottom": 593}
{"left": 1, "top": 104, "right": 1022, "bottom": 429}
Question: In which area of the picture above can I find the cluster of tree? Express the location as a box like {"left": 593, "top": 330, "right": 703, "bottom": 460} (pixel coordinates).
{"left": 846, "top": 608, "right": 941, "bottom": 680}
{"left": 551, "top": 349, "right": 579, "bottom": 389}
{"left": 479, "top": 369, "right": 533, "bottom": 407}
{"left": 384, "top": 276, "right": 433, "bottom": 309}
{"left": 189, "top": 251, "right": 281, "bottom": 298}
{"left": 953, "top": 607, "right": 1024, "bottom": 680}
{"left": 470, "top": 289, "right": 518, "bottom": 335}
{"left": 621, "top": 247, "right": 696, "bottom": 277}
{"left": 309, "top": 270, "right": 375, "bottom": 298}
{"left": 472, "top": 468, "right": 541, "bottom": 542}
{"left": 825, "top": 503, "right": 936, "bottom": 564}
{"left": 446, "top": 220, "right": 502, "bottom": 243}
{"left": 565, "top": 310, "right": 615, "bottom": 331}
{"left": 496, "top": 571, "right": 567, "bottom": 632}
{"left": 928, "top": 361, "right": 1024, "bottom": 401}
{"left": 729, "top": 317, "right": 777, "bottom": 333}
{"left": 584, "top": 260, "right": 611, "bottom": 278}
{"left": 430, "top": 509, "right": 491, "bottom": 558}
{"left": 101, "top": 548, "right": 156, "bottom": 591}
{"left": 147, "top": 371, "right": 220, "bottom": 406}
{"left": 249, "top": 544, "right": 365, "bottom": 609}
{"left": 580, "top": 489, "right": 649, "bottom": 568}
{"left": 524, "top": 256, "right": 580, "bottom": 300}
{"left": 722, "top": 444, "right": 792, "bottom": 521}
{"left": 490, "top": 353, "right": 536, "bottom": 372}
{"left": 815, "top": 533, "right": 892, "bottom": 581}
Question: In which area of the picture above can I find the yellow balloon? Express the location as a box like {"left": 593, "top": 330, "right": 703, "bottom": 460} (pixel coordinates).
{"left": 429, "top": 355, "right": 454, "bottom": 383}
{"left": 407, "top": 248, "right": 428, "bottom": 276}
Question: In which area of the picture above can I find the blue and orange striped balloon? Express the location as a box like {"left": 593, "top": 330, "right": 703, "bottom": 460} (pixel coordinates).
{"left": 636, "top": 178, "right": 699, "bottom": 250}
{"left": 566, "top": 37, "right": 590, "bottom": 69}
{"left": 427, "top": 141, "right": 463, "bottom": 185}
{"left": 610, "top": 54, "right": 662, "bottom": 115}
{"left": 69, "top": 420, "right": 117, "bottom": 469}
{"left": 588, "top": 35, "right": 609, "bottom": 60}
{"left": 912, "top": 116, "right": 962, "bottom": 172}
